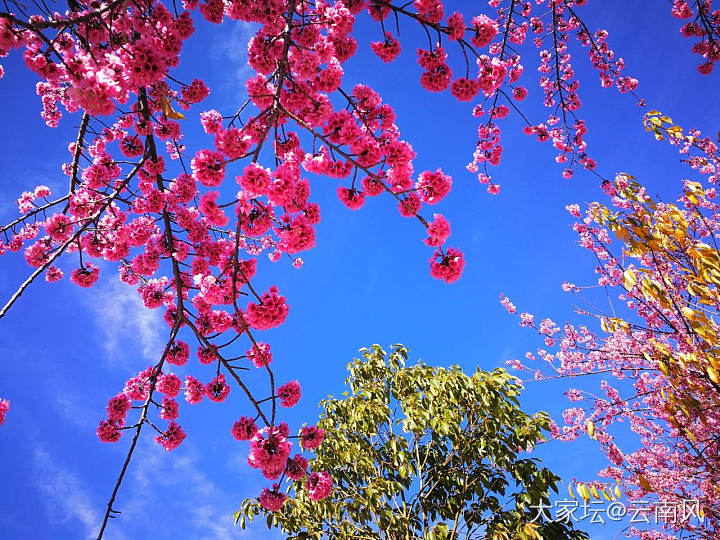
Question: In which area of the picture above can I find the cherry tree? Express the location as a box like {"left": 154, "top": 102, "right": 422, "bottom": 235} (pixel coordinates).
{"left": 0, "top": 0, "right": 717, "bottom": 537}
{"left": 503, "top": 113, "right": 720, "bottom": 539}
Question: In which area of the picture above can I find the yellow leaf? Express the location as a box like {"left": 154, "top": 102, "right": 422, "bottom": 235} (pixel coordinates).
{"left": 707, "top": 366, "right": 720, "bottom": 385}
{"left": 614, "top": 485, "right": 622, "bottom": 499}
{"left": 167, "top": 110, "right": 186, "bottom": 120}
{"left": 623, "top": 269, "right": 637, "bottom": 290}
{"left": 601, "top": 487, "right": 612, "bottom": 501}
{"left": 523, "top": 523, "right": 540, "bottom": 540}
{"left": 161, "top": 95, "right": 186, "bottom": 120}
{"left": 586, "top": 420, "right": 595, "bottom": 439}
{"left": 589, "top": 483, "right": 600, "bottom": 500}
{"left": 568, "top": 483, "right": 576, "bottom": 500}
{"left": 160, "top": 95, "right": 172, "bottom": 115}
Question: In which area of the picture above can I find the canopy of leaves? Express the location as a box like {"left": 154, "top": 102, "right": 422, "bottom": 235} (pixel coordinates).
{"left": 237, "top": 344, "right": 588, "bottom": 540}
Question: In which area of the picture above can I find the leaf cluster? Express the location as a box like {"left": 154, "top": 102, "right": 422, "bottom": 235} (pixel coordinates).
{"left": 237, "top": 344, "right": 587, "bottom": 540}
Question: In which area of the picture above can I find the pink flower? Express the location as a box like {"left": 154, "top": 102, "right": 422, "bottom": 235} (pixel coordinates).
{"left": 513, "top": 87, "right": 528, "bottom": 101}
{"left": 278, "top": 215, "right": 316, "bottom": 254}
{"left": 470, "top": 14, "right": 497, "bottom": 48}
{"left": 245, "top": 287, "right": 289, "bottom": 330}
{"left": 277, "top": 380, "right": 301, "bottom": 408}
{"left": 215, "top": 127, "right": 251, "bottom": 159}
{"left": 70, "top": 264, "right": 100, "bottom": 288}
{"left": 671, "top": 0, "right": 693, "bottom": 18}
{"left": 305, "top": 471, "right": 332, "bottom": 501}
{"left": 371, "top": 33, "right": 401, "bottom": 63}
{"left": 300, "top": 425, "right": 325, "bottom": 450}
{"left": 106, "top": 393, "right": 131, "bottom": 423}
{"left": 24, "top": 237, "right": 52, "bottom": 267}
{"left": 424, "top": 214, "right": 451, "bottom": 247}
{"left": 561, "top": 281, "right": 577, "bottom": 292}
{"left": 414, "top": 0, "right": 443, "bottom": 23}
{"left": 237, "top": 163, "right": 271, "bottom": 196}
{"left": 500, "top": 294, "right": 516, "bottom": 314}
{"left": 139, "top": 278, "right": 169, "bottom": 309}
{"left": 155, "top": 421, "right": 186, "bottom": 451}
{"left": 565, "top": 204, "right": 581, "bottom": 217}
{"left": 200, "top": 110, "right": 223, "bottom": 134}
{"left": 247, "top": 342, "right": 272, "bottom": 367}
{"left": 157, "top": 373, "right": 182, "bottom": 398}
{"left": 181, "top": 78, "right": 209, "bottom": 104}
{"left": 429, "top": 248, "right": 465, "bottom": 284}
{"left": 184, "top": 376, "right": 204, "bottom": 405}
{"left": 34, "top": 185, "right": 51, "bottom": 198}
{"left": 231, "top": 416, "right": 258, "bottom": 441}
{"left": 565, "top": 389, "right": 583, "bottom": 402}
{"left": 45, "top": 266, "right": 63, "bottom": 282}
{"left": 97, "top": 419, "right": 121, "bottom": 443}
{"left": 44, "top": 214, "right": 74, "bottom": 243}
{"left": 398, "top": 193, "right": 422, "bottom": 217}
{"left": 447, "top": 12, "right": 465, "bottom": 40}
{"left": 204, "top": 374, "right": 230, "bottom": 402}
{"left": 167, "top": 341, "right": 190, "bottom": 366}
{"left": 361, "top": 175, "right": 385, "bottom": 196}
{"left": 285, "top": 454, "right": 308, "bottom": 480}
{"left": 450, "top": 78, "right": 480, "bottom": 102}
{"left": 248, "top": 426, "right": 292, "bottom": 480}
{"left": 337, "top": 186, "right": 365, "bottom": 210}
{"left": 416, "top": 169, "right": 452, "bottom": 204}
{"left": 197, "top": 345, "right": 218, "bottom": 365}
{"left": 119, "top": 135, "right": 144, "bottom": 157}
{"left": 160, "top": 397, "right": 179, "bottom": 420}
{"left": 258, "top": 485, "right": 287, "bottom": 512}
{"left": 198, "top": 191, "right": 229, "bottom": 226}
{"left": 191, "top": 149, "right": 225, "bottom": 187}
{"left": 123, "top": 367, "right": 155, "bottom": 401}
{"left": 0, "top": 399, "right": 10, "bottom": 426}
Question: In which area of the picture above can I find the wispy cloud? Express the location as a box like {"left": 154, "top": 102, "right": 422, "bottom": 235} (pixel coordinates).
{"left": 33, "top": 448, "right": 104, "bottom": 540}
{"left": 112, "top": 439, "right": 247, "bottom": 539}
{"left": 54, "top": 391, "right": 98, "bottom": 429}
{"left": 212, "top": 20, "right": 256, "bottom": 86}
{"left": 88, "top": 278, "right": 164, "bottom": 368}
{"left": 0, "top": 165, "right": 65, "bottom": 219}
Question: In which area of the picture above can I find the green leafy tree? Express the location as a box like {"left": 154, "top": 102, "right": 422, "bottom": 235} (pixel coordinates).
{"left": 236, "top": 344, "right": 587, "bottom": 540}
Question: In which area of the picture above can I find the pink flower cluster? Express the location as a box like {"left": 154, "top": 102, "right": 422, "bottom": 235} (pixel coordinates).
{"left": 241, "top": 421, "right": 330, "bottom": 511}
{"left": 0, "top": 398, "right": 9, "bottom": 426}
{"left": 671, "top": 0, "right": 720, "bottom": 73}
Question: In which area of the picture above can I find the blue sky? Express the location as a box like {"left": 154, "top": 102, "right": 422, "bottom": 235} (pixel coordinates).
{"left": 0, "top": 2, "right": 718, "bottom": 539}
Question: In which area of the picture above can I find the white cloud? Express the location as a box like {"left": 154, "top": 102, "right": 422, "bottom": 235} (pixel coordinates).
{"left": 112, "top": 439, "right": 246, "bottom": 539}
{"left": 55, "top": 392, "right": 98, "bottom": 429}
{"left": 212, "top": 20, "right": 256, "bottom": 86}
{"left": 33, "top": 448, "right": 103, "bottom": 540}
{"left": 89, "top": 278, "right": 165, "bottom": 368}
